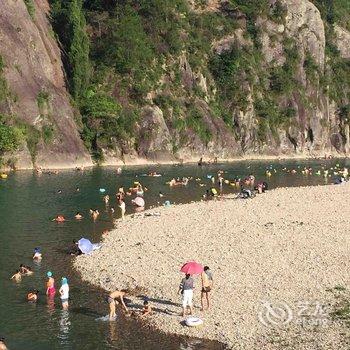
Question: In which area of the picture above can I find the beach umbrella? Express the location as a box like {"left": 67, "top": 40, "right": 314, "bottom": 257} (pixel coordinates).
{"left": 78, "top": 238, "right": 93, "bottom": 254}
{"left": 180, "top": 261, "right": 204, "bottom": 275}
{"left": 132, "top": 197, "right": 145, "bottom": 207}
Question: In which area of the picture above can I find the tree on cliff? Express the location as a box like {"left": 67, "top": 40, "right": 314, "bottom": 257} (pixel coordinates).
{"left": 50, "top": 0, "right": 90, "bottom": 101}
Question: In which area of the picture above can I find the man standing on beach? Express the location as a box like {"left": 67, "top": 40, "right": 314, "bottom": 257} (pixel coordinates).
{"left": 178, "top": 274, "right": 195, "bottom": 317}
{"left": 201, "top": 266, "right": 213, "bottom": 311}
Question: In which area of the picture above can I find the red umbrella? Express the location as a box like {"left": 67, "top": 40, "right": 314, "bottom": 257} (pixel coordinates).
{"left": 180, "top": 261, "right": 204, "bottom": 275}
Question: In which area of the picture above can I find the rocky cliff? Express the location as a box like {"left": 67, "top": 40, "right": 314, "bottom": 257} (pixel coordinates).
{"left": 0, "top": 0, "right": 91, "bottom": 169}
{"left": 0, "top": 0, "right": 350, "bottom": 168}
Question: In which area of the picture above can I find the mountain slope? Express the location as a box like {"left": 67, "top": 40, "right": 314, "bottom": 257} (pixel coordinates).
{"left": 0, "top": 0, "right": 91, "bottom": 169}
{"left": 1, "top": 0, "right": 350, "bottom": 168}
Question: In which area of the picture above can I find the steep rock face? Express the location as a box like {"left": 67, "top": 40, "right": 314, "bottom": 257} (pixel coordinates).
{"left": 335, "top": 25, "right": 350, "bottom": 59}
{"left": 1, "top": 0, "right": 349, "bottom": 167}
{"left": 120, "top": 0, "right": 349, "bottom": 163}
{"left": 0, "top": 0, "right": 92, "bottom": 169}
{"left": 137, "top": 106, "right": 174, "bottom": 161}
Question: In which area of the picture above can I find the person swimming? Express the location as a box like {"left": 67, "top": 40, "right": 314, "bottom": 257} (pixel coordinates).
{"left": 33, "top": 248, "right": 42, "bottom": 260}
{"left": 19, "top": 264, "right": 28, "bottom": 275}
{"left": 0, "top": 337, "right": 7, "bottom": 350}
{"left": 75, "top": 212, "right": 83, "bottom": 220}
{"left": 46, "top": 271, "right": 56, "bottom": 297}
{"left": 27, "top": 290, "right": 39, "bottom": 302}
{"left": 90, "top": 209, "right": 99, "bottom": 221}
{"left": 103, "top": 195, "right": 110, "bottom": 205}
{"left": 11, "top": 270, "right": 22, "bottom": 282}
{"left": 24, "top": 266, "right": 33, "bottom": 275}
{"left": 53, "top": 215, "right": 65, "bottom": 222}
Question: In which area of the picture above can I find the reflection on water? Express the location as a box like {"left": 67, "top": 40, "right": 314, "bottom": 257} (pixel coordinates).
{"left": 46, "top": 296, "right": 55, "bottom": 315}
{"left": 58, "top": 310, "right": 71, "bottom": 344}
{"left": 1, "top": 159, "right": 349, "bottom": 349}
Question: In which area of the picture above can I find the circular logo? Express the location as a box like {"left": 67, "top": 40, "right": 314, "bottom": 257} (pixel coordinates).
{"left": 258, "top": 301, "right": 293, "bottom": 327}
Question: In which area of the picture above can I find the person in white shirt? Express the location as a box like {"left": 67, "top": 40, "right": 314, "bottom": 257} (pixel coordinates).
{"left": 118, "top": 198, "right": 126, "bottom": 220}
{"left": 59, "top": 277, "right": 69, "bottom": 310}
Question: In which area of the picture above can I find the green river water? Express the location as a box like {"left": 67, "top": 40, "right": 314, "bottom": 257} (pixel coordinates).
{"left": 0, "top": 159, "right": 348, "bottom": 349}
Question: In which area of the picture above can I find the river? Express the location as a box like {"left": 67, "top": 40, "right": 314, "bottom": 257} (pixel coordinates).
{"left": 0, "top": 159, "right": 348, "bottom": 349}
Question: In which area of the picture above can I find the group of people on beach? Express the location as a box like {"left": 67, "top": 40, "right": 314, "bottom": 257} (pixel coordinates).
{"left": 179, "top": 266, "right": 213, "bottom": 317}
{"left": 104, "top": 267, "right": 213, "bottom": 321}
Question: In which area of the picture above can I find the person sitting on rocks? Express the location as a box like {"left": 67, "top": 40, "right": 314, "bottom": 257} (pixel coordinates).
{"left": 141, "top": 300, "right": 152, "bottom": 316}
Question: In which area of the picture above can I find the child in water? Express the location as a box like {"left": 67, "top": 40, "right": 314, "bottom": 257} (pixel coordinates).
{"left": 33, "top": 248, "right": 42, "bottom": 260}
{"left": 27, "top": 290, "right": 39, "bottom": 302}
{"left": 46, "top": 271, "right": 56, "bottom": 297}
{"left": 75, "top": 212, "right": 83, "bottom": 220}
{"left": 19, "top": 264, "right": 33, "bottom": 275}
{"left": 11, "top": 270, "right": 22, "bottom": 282}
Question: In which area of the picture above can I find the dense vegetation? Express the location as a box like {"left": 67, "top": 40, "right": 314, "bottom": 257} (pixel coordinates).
{"left": 33, "top": 0, "right": 350, "bottom": 158}
{"left": 311, "top": 0, "right": 350, "bottom": 120}
{"left": 48, "top": 0, "right": 294, "bottom": 159}
{"left": 1, "top": 0, "right": 350, "bottom": 164}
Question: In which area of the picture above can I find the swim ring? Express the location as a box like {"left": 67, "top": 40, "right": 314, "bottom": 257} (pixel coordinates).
{"left": 99, "top": 188, "right": 106, "bottom": 193}
{"left": 185, "top": 317, "right": 203, "bottom": 327}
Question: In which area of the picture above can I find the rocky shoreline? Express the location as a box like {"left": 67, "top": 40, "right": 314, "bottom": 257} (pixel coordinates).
{"left": 74, "top": 184, "right": 350, "bottom": 349}
{"left": 2, "top": 152, "right": 347, "bottom": 171}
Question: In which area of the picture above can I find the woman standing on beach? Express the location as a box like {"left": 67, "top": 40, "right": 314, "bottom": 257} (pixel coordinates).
{"left": 178, "top": 274, "right": 194, "bottom": 317}
{"left": 201, "top": 266, "right": 213, "bottom": 311}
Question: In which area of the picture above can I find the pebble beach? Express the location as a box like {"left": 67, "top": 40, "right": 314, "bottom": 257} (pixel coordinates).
{"left": 74, "top": 184, "right": 350, "bottom": 349}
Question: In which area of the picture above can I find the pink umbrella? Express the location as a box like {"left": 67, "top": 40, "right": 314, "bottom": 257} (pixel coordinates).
{"left": 180, "top": 261, "right": 204, "bottom": 275}
{"left": 132, "top": 196, "right": 145, "bottom": 207}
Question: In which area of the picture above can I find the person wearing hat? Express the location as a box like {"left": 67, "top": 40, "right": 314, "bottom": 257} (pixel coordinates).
{"left": 46, "top": 271, "right": 56, "bottom": 297}
{"left": 59, "top": 277, "right": 69, "bottom": 310}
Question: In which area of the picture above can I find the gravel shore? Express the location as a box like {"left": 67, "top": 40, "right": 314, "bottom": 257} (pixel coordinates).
{"left": 74, "top": 184, "right": 350, "bottom": 349}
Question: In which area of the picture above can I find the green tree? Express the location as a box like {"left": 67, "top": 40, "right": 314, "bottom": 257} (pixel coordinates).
{"left": 50, "top": 0, "right": 90, "bottom": 101}
{"left": 0, "top": 117, "right": 23, "bottom": 154}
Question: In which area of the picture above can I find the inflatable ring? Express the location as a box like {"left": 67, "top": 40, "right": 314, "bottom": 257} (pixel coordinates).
{"left": 185, "top": 317, "right": 203, "bottom": 327}
{"left": 99, "top": 188, "right": 106, "bottom": 193}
